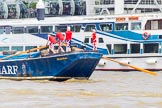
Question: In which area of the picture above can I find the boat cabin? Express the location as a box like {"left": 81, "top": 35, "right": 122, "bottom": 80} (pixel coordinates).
{"left": 0, "top": 14, "right": 162, "bottom": 55}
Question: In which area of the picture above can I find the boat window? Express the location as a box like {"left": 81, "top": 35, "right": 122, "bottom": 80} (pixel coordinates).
{"left": 158, "top": 20, "right": 162, "bottom": 29}
{"left": 146, "top": 20, "right": 161, "bottom": 30}
{"left": 12, "top": 27, "right": 25, "bottom": 34}
{"left": 115, "top": 23, "right": 128, "bottom": 30}
{"left": 106, "top": 44, "right": 111, "bottom": 54}
{"left": 130, "top": 44, "right": 140, "bottom": 54}
{"left": 11, "top": 46, "right": 23, "bottom": 51}
{"left": 5, "top": 26, "right": 12, "bottom": 34}
{"left": 151, "top": 20, "right": 158, "bottom": 30}
{"left": 84, "top": 24, "right": 96, "bottom": 32}
{"left": 98, "top": 37, "right": 104, "bottom": 43}
{"left": 131, "top": 22, "right": 141, "bottom": 30}
{"left": 114, "top": 44, "right": 127, "bottom": 54}
{"left": 0, "top": 27, "right": 4, "bottom": 34}
{"left": 49, "top": 1, "right": 60, "bottom": 15}
{"left": 145, "top": 20, "right": 151, "bottom": 30}
{"left": 26, "top": 26, "right": 38, "bottom": 34}
{"left": 55, "top": 25, "right": 67, "bottom": 32}
{"left": 100, "top": 23, "right": 112, "bottom": 31}
{"left": 84, "top": 37, "right": 89, "bottom": 43}
{"left": 159, "top": 35, "right": 162, "bottom": 39}
{"left": 40, "top": 26, "right": 53, "bottom": 33}
{"left": 8, "top": 4, "right": 17, "bottom": 19}
{"left": 0, "top": 3, "right": 2, "bottom": 19}
{"left": 0, "top": 47, "right": 9, "bottom": 51}
{"left": 70, "top": 25, "right": 81, "bottom": 32}
{"left": 62, "top": 0, "right": 72, "bottom": 15}
{"left": 143, "top": 43, "right": 158, "bottom": 53}
{"left": 19, "top": 2, "right": 28, "bottom": 18}
{"left": 25, "top": 46, "right": 37, "bottom": 51}
{"left": 74, "top": 0, "right": 84, "bottom": 15}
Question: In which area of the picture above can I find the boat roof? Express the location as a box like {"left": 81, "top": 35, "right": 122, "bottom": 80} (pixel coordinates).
{"left": 0, "top": 13, "right": 162, "bottom": 26}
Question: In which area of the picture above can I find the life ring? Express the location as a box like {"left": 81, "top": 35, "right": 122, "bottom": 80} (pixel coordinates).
{"left": 142, "top": 32, "right": 150, "bottom": 40}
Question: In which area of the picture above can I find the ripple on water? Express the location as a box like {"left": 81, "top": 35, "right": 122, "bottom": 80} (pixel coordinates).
{"left": 0, "top": 71, "right": 161, "bottom": 108}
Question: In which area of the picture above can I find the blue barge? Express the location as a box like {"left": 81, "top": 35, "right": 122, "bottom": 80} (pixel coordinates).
{"left": 0, "top": 51, "right": 102, "bottom": 81}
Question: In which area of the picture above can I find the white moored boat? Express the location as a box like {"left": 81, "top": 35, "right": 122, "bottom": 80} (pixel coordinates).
{"left": 1, "top": 13, "right": 162, "bottom": 71}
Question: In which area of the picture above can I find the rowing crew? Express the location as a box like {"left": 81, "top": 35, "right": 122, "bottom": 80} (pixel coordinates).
{"left": 46, "top": 26, "right": 72, "bottom": 53}
{"left": 46, "top": 27, "right": 97, "bottom": 54}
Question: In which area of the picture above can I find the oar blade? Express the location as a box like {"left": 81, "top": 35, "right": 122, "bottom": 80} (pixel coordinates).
{"left": 102, "top": 56, "right": 157, "bottom": 76}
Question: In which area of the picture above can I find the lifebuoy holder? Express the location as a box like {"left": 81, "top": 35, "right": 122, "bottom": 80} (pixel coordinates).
{"left": 142, "top": 32, "right": 150, "bottom": 40}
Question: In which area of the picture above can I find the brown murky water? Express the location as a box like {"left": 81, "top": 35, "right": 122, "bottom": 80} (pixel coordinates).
{"left": 0, "top": 71, "right": 162, "bottom": 108}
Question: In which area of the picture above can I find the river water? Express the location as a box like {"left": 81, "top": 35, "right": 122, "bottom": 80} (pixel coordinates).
{"left": 0, "top": 71, "right": 162, "bottom": 108}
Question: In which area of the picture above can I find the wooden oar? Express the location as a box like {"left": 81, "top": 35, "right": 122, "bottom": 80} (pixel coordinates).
{"left": 0, "top": 46, "right": 47, "bottom": 60}
{"left": 102, "top": 56, "right": 157, "bottom": 76}
{"left": 68, "top": 46, "right": 156, "bottom": 76}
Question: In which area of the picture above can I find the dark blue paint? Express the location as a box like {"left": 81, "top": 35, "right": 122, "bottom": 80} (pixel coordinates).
{"left": 0, "top": 51, "right": 102, "bottom": 80}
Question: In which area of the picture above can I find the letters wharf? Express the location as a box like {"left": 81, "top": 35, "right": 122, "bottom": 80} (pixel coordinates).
{"left": 0, "top": 65, "right": 18, "bottom": 74}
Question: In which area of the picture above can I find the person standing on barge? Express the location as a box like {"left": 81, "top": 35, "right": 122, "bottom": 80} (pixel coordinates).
{"left": 46, "top": 33, "right": 57, "bottom": 54}
{"left": 65, "top": 26, "right": 72, "bottom": 52}
{"left": 91, "top": 29, "right": 97, "bottom": 51}
{"left": 55, "top": 31, "right": 65, "bottom": 53}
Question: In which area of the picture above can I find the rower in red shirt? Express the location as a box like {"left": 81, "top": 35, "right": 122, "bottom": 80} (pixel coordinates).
{"left": 55, "top": 31, "right": 65, "bottom": 53}
{"left": 46, "top": 34, "right": 57, "bottom": 53}
{"left": 65, "top": 26, "right": 72, "bottom": 52}
{"left": 91, "top": 29, "right": 97, "bottom": 51}
{"left": 56, "top": 32, "right": 64, "bottom": 41}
